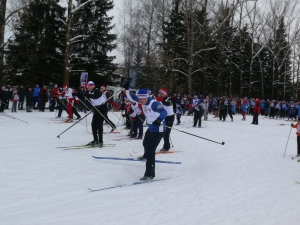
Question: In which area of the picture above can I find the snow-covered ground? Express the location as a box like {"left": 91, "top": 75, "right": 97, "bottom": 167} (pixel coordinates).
{"left": 0, "top": 108, "right": 299, "bottom": 225}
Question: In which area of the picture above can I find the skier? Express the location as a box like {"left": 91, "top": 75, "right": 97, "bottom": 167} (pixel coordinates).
{"left": 85, "top": 81, "right": 107, "bottom": 147}
{"left": 158, "top": 88, "right": 174, "bottom": 152}
{"left": 61, "top": 85, "right": 74, "bottom": 122}
{"left": 130, "top": 101, "right": 145, "bottom": 139}
{"left": 291, "top": 118, "right": 300, "bottom": 157}
{"left": 125, "top": 86, "right": 167, "bottom": 181}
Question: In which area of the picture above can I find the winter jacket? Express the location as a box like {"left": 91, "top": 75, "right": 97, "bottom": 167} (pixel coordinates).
{"left": 0, "top": 89, "right": 6, "bottom": 102}
{"left": 39, "top": 88, "right": 49, "bottom": 102}
{"left": 17, "top": 88, "right": 26, "bottom": 100}
{"left": 292, "top": 122, "right": 300, "bottom": 136}
{"left": 242, "top": 100, "right": 249, "bottom": 113}
{"left": 26, "top": 90, "right": 34, "bottom": 104}
{"left": 33, "top": 87, "right": 40, "bottom": 97}
{"left": 254, "top": 99, "right": 261, "bottom": 114}
{"left": 12, "top": 94, "right": 19, "bottom": 102}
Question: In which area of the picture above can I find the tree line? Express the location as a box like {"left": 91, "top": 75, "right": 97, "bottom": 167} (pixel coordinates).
{"left": 117, "top": 0, "right": 300, "bottom": 100}
{"left": 0, "top": 0, "right": 117, "bottom": 87}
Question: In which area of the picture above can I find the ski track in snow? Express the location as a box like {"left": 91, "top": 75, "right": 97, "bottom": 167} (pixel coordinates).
{"left": 0, "top": 109, "right": 299, "bottom": 225}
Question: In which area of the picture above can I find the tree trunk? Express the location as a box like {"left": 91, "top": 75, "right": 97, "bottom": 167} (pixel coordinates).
{"left": 0, "top": 0, "right": 7, "bottom": 84}
{"left": 63, "top": 0, "right": 73, "bottom": 86}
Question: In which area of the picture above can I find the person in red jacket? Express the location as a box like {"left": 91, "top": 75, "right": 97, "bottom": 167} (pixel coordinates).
{"left": 252, "top": 98, "right": 261, "bottom": 125}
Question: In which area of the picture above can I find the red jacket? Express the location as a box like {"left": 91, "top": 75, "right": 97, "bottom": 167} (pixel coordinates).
{"left": 254, "top": 99, "right": 261, "bottom": 114}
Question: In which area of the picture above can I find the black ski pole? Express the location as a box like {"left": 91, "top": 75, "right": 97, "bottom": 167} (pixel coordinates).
{"left": 163, "top": 123, "right": 225, "bottom": 145}
{"left": 0, "top": 112, "right": 28, "bottom": 123}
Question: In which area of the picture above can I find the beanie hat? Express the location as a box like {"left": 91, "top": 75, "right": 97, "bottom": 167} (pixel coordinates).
{"left": 147, "top": 89, "right": 151, "bottom": 93}
{"left": 159, "top": 88, "right": 167, "bottom": 95}
{"left": 137, "top": 89, "right": 149, "bottom": 99}
{"left": 62, "top": 84, "right": 67, "bottom": 89}
{"left": 86, "top": 81, "right": 95, "bottom": 88}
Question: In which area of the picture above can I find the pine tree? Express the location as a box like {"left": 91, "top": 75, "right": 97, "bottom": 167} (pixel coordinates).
{"left": 70, "top": 0, "right": 117, "bottom": 86}
{"left": 5, "top": 0, "right": 66, "bottom": 85}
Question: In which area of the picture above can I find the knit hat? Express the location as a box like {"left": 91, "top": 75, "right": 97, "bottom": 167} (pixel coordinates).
{"left": 137, "top": 89, "right": 149, "bottom": 99}
{"left": 62, "top": 84, "right": 67, "bottom": 89}
{"left": 86, "top": 81, "right": 95, "bottom": 88}
{"left": 159, "top": 88, "right": 167, "bottom": 95}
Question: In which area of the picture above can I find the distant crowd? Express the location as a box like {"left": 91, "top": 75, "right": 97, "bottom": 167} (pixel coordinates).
{"left": 1, "top": 84, "right": 299, "bottom": 122}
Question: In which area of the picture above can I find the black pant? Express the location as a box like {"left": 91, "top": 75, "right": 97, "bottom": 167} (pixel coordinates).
{"left": 57, "top": 99, "right": 67, "bottom": 117}
{"left": 72, "top": 104, "right": 81, "bottom": 118}
{"left": 142, "top": 129, "right": 165, "bottom": 177}
{"left": 91, "top": 108, "right": 105, "bottom": 143}
{"left": 163, "top": 115, "right": 174, "bottom": 150}
{"left": 18, "top": 99, "right": 24, "bottom": 110}
{"left": 227, "top": 107, "right": 233, "bottom": 120}
{"left": 219, "top": 109, "right": 227, "bottom": 120}
{"left": 0, "top": 102, "right": 5, "bottom": 112}
{"left": 50, "top": 98, "right": 57, "bottom": 111}
{"left": 252, "top": 112, "right": 259, "bottom": 124}
{"left": 193, "top": 112, "right": 202, "bottom": 127}
{"left": 132, "top": 114, "right": 145, "bottom": 138}
{"left": 39, "top": 100, "right": 46, "bottom": 111}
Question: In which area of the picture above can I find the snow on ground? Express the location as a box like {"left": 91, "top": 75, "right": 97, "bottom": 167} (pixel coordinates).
{"left": 0, "top": 108, "right": 299, "bottom": 225}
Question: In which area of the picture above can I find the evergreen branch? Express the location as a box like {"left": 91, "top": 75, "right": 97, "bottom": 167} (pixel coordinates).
{"left": 71, "top": 0, "right": 93, "bottom": 15}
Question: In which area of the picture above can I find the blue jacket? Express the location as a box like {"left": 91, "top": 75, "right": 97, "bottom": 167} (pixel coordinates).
{"left": 33, "top": 87, "right": 40, "bottom": 97}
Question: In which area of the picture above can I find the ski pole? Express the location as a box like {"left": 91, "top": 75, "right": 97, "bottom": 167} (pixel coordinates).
{"left": 0, "top": 112, "right": 28, "bottom": 123}
{"left": 170, "top": 136, "right": 174, "bottom": 148}
{"left": 57, "top": 88, "right": 121, "bottom": 138}
{"left": 283, "top": 126, "right": 292, "bottom": 157}
{"left": 162, "top": 123, "right": 225, "bottom": 145}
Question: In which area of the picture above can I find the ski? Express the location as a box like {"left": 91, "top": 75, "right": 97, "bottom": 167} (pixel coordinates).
{"left": 103, "top": 131, "right": 121, "bottom": 134}
{"left": 130, "top": 150, "right": 181, "bottom": 157}
{"left": 63, "top": 145, "right": 115, "bottom": 150}
{"left": 88, "top": 178, "right": 169, "bottom": 192}
{"left": 92, "top": 156, "right": 182, "bottom": 164}
{"left": 57, "top": 143, "right": 115, "bottom": 148}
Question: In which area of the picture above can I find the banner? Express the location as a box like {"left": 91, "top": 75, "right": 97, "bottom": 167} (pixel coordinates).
{"left": 80, "top": 72, "right": 88, "bottom": 87}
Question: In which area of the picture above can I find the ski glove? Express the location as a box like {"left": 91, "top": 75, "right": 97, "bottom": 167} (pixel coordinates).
{"left": 152, "top": 118, "right": 162, "bottom": 126}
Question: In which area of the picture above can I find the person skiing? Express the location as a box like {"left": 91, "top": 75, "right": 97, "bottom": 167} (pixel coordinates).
{"left": 125, "top": 85, "right": 167, "bottom": 181}
{"left": 85, "top": 81, "right": 107, "bottom": 147}
{"left": 291, "top": 118, "right": 300, "bottom": 157}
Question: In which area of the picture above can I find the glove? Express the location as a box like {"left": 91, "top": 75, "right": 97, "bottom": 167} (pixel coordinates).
{"left": 123, "top": 81, "right": 130, "bottom": 90}
{"left": 152, "top": 118, "right": 162, "bottom": 126}
{"left": 291, "top": 123, "right": 294, "bottom": 127}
